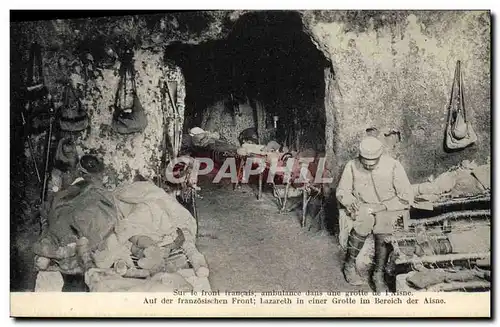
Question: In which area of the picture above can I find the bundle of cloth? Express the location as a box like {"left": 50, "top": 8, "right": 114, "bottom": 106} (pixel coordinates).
{"left": 405, "top": 268, "right": 490, "bottom": 291}
{"left": 412, "top": 160, "right": 490, "bottom": 202}
{"left": 33, "top": 176, "right": 210, "bottom": 292}
{"left": 236, "top": 140, "right": 284, "bottom": 157}
{"left": 182, "top": 127, "right": 242, "bottom": 157}
{"left": 188, "top": 127, "right": 221, "bottom": 148}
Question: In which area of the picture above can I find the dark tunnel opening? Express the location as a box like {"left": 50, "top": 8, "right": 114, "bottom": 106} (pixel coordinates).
{"left": 165, "top": 11, "right": 331, "bottom": 153}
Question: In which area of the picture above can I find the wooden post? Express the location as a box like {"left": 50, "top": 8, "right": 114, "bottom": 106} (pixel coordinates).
{"left": 280, "top": 183, "right": 291, "bottom": 213}
{"left": 257, "top": 171, "right": 263, "bottom": 200}
{"left": 301, "top": 187, "right": 308, "bottom": 228}
{"left": 234, "top": 156, "right": 245, "bottom": 190}
{"left": 402, "top": 211, "right": 410, "bottom": 231}
{"left": 191, "top": 187, "right": 199, "bottom": 239}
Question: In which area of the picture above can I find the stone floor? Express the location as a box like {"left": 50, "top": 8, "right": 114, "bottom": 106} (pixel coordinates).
{"left": 195, "top": 179, "right": 372, "bottom": 292}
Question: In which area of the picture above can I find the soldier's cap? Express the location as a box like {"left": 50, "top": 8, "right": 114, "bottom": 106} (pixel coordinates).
{"left": 359, "top": 137, "right": 384, "bottom": 160}
{"left": 189, "top": 127, "right": 205, "bottom": 136}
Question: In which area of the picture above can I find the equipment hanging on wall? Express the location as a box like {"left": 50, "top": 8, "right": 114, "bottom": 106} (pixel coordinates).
{"left": 26, "top": 42, "right": 48, "bottom": 99}
{"left": 445, "top": 60, "right": 478, "bottom": 150}
{"left": 24, "top": 42, "right": 52, "bottom": 135}
{"left": 54, "top": 136, "right": 78, "bottom": 171}
{"left": 160, "top": 80, "right": 176, "bottom": 167}
{"left": 21, "top": 42, "right": 59, "bottom": 231}
{"left": 40, "top": 101, "right": 57, "bottom": 205}
{"left": 58, "top": 83, "right": 89, "bottom": 132}
{"left": 165, "top": 80, "right": 181, "bottom": 158}
{"left": 22, "top": 42, "right": 52, "bottom": 183}
{"left": 112, "top": 49, "right": 148, "bottom": 135}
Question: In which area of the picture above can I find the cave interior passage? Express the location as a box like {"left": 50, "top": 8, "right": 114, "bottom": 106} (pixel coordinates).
{"left": 166, "top": 11, "right": 331, "bottom": 152}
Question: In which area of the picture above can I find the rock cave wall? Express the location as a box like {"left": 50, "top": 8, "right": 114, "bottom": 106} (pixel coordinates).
{"left": 74, "top": 52, "right": 185, "bottom": 189}
{"left": 11, "top": 20, "right": 188, "bottom": 190}
{"left": 302, "top": 10, "right": 491, "bottom": 184}
{"left": 200, "top": 98, "right": 272, "bottom": 146}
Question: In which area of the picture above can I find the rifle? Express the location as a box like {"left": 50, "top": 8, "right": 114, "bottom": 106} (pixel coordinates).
{"left": 40, "top": 99, "right": 56, "bottom": 204}
{"left": 23, "top": 42, "right": 58, "bottom": 232}
{"left": 22, "top": 42, "right": 47, "bottom": 184}
{"left": 164, "top": 81, "right": 181, "bottom": 159}
{"left": 21, "top": 103, "right": 42, "bottom": 184}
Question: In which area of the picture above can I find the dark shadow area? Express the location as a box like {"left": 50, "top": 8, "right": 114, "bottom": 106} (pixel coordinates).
{"left": 165, "top": 11, "right": 330, "bottom": 152}
{"left": 10, "top": 24, "right": 41, "bottom": 292}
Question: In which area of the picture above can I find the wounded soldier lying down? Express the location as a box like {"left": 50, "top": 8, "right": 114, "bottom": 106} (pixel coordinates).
{"left": 34, "top": 158, "right": 207, "bottom": 280}
{"left": 33, "top": 155, "right": 118, "bottom": 275}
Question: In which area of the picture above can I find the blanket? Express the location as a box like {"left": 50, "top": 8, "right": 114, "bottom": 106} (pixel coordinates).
{"left": 113, "top": 181, "right": 197, "bottom": 245}
{"left": 406, "top": 269, "right": 487, "bottom": 289}
{"left": 35, "top": 180, "right": 208, "bottom": 282}
{"left": 191, "top": 131, "right": 220, "bottom": 147}
{"left": 413, "top": 162, "right": 490, "bottom": 201}
{"left": 84, "top": 268, "right": 211, "bottom": 292}
{"left": 110, "top": 182, "right": 208, "bottom": 277}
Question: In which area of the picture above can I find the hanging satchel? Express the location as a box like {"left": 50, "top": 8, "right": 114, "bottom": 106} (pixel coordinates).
{"left": 111, "top": 49, "right": 148, "bottom": 135}
{"left": 445, "top": 60, "right": 477, "bottom": 150}
{"left": 59, "top": 83, "right": 89, "bottom": 132}
{"left": 54, "top": 136, "right": 78, "bottom": 171}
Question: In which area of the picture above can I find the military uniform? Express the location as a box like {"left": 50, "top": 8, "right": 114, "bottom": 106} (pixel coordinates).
{"left": 336, "top": 137, "right": 413, "bottom": 291}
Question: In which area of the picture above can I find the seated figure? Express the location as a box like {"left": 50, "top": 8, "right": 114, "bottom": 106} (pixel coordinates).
{"left": 336, "top": 137, "right": 414, "bottom": 292}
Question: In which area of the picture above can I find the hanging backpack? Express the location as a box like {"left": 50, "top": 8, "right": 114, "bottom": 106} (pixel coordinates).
{"left": 59, "top": 83, "right": 89, "bottom": 132}
{"left": 445, "top": 60, "right": 477, "bottom": 150}
{"left": 111, "top": 49, "right": 148, "bottom": 135}
{"left": 54, "top": 136, "right": 78, "bottom": 171}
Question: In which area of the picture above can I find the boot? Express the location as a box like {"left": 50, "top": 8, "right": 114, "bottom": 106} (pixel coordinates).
{"left": 343, "top": 229, "right": 368, "bottom": 286}
{"left": 372, "top": 234, "right": 390, "bottom": 292}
